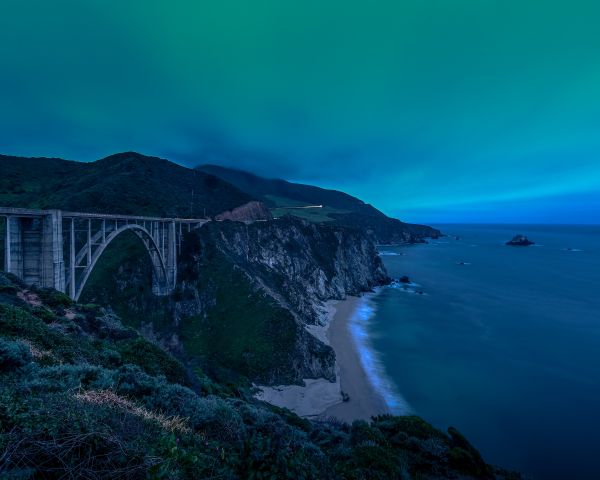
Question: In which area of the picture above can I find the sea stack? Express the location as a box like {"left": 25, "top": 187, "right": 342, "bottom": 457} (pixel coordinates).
{"left": 506, "top": 234, "right": 534, "bottom": 246}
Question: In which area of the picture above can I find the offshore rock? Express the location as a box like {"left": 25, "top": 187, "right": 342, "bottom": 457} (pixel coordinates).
{"left": 506, "top": 234, "right": 534, "bottom": 246}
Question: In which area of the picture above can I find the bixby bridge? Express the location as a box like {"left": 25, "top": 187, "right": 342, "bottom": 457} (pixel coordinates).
{"left": 0, "top": 208, "right": 209, "bottom": 301}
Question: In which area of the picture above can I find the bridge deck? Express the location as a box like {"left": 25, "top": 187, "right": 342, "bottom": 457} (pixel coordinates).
{"left": 0, "top": 207, "right": 208, "bottom": 223}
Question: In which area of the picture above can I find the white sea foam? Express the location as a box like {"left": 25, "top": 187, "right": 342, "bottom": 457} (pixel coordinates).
{"left": 378, "top": 251, "right": 401, "bottom": 256}
{"left": 562, "top": 248, "right": 583, "bottom": 252}
{"left": 390, "top": 281, "right": 427, "bottom": 296}
{"left": 348, "top": 293, "right": 412, "bottom": 414}
{"left": 390, "top": 280, "right": 421, "bottom": 288}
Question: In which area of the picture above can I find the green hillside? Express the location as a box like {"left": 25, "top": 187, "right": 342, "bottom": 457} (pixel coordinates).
{"left": 197, "top": 164, "right": 440, "bottom": 242}
{"left": 0, "top": 152, "right": 253, "bottom": 217}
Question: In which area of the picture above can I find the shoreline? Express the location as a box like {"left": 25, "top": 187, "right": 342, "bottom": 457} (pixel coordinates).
{"left": 255, "top": 294, "right": 390, "bottom": 421}
{"left": 321, "top": 294, "right": 390, "bottom": 422}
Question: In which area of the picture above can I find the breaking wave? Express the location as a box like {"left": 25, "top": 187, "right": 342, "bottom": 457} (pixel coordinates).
{"left": 348, "top": 292, "right": 412, "bottom": 415}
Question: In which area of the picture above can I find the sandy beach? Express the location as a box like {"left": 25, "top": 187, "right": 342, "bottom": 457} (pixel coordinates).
{"left": 256, "top": 295, "right": 390, "bottom": 421}
{"left": 321, "top": 295, "right": 390, "bottom": 421}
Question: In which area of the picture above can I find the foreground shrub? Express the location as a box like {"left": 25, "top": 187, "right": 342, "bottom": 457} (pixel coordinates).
{"left": 116, "top": 337, "right": 187, "bottom": 384}
{"left": 0, "top": 339, "right": 31, "bottom": 372}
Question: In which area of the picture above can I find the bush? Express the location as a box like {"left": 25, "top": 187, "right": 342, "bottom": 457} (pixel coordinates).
{"left": 112, "top": 364, "right": 164, "bottom": 397}
{"left": 373, "top": 414, "right": 449, "bottom": 443}
{"left": 187, "top": 396, "right": 246, "bottom": 444}
{"left": 116, "top": 338, "right": 187, "bottom": 385}
{"left": 0, "top": 304, "right": 76, "bottom": 361}
{"left": 35, "top": 288, "right": 74, "bottom": 309}
{"left": 0, "top": 339, "right": 31, "bottom": 371}
{"left": 24, "top": 364, "right": 112, "bottom": 392}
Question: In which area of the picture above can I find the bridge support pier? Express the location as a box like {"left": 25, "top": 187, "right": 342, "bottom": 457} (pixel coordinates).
{"left": 5, "top": 216, "right": 22, "bottom": 277}
{"left": 151, "top": 221, "right": 177, "bottom": 295}
{"left": 4, "top": 211, "right": 65, "bottom": 292}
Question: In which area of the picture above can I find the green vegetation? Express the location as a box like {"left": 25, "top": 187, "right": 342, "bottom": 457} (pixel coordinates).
{"left": 179, "top": 243, "right": 300, "bottom": 385}
{"left": 79, "top": 226, "right": 314, "bottom": 385}
{"left": 0, "top": 272, "right": 518, "bottom": 479}
{"left": 80, "top": 230, "right": 172, "bottom": 330}
{"left": 197, "top": 164, "right": 441, "bottom": 242}
{"left": 0, "top": 152, "right": 253, "bottom": 217}
{"left": 264, "top": 194, "right": 349, "bottom": 223}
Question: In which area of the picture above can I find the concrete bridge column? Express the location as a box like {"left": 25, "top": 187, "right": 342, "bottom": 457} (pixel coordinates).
{"left": 4, "top": 216, "right": 23, "bottom": 277}
{"left": 166, "top": 221, "right": 177, "bottom": 290}
{"left": 3, "top": 212, "right": 65, "bottom": 292}
{"left": 69, "top": 218, "right": 76, "bottom": 299}
{"left": 40, "top": 210, "right": 65, "bottom": 293}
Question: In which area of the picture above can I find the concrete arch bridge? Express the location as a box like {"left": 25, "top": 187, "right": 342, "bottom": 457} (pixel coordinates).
{"left": 0, "top": 208, "right": 208, "bottom": 301}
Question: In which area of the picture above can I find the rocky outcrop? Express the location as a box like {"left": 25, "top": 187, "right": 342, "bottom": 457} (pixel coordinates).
{"left": 506, "top": 234, "right": 534, "bottom": 246}
{"left": 215, "top": 200, "right": 272, "bottom": 222}
{"left": 204, "top": 216, "right": 389, "bottom": 323}
{"left": 330, "top": 212, "right": 440, "bottom": 244}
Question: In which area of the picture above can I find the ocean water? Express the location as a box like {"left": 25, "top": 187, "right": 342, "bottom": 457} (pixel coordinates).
{"left": 361, "top": 224, "right": 600, "bottom": 479}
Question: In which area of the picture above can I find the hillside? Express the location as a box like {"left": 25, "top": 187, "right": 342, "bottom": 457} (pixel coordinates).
{"left": 80, "top": 216, "right": 389, "bottom": 386}
{"left": 0, "top": 271, "right": 519, "bottom": 479}
{"left": 197, "top": 164, "right": 441, "bottom": 243}
{"left": 0, "top": 152, "right": 254, "bottom": 217}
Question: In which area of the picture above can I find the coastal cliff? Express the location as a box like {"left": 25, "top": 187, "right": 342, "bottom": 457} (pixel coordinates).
{"left": 201, "top": 216, "right": 389, "bottom": 323}
{"left": 82, "top": 216, "right": 389, "bottom": 385}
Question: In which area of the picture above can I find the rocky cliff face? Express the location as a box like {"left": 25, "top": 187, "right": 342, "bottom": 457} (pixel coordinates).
{"left": 204, "top": 217, "right": 389, "bottom": 324}
{"left": 215, "top": 200, "right": 273, "bottom": 222}
{"left": 330, "top": 212, "right": 441, "bottom": 244}
{"left": 171, "top": 217, "right": 389, "bottom": 385}
{"left": 81, "top": 217, "right": 389, "bottom": 386}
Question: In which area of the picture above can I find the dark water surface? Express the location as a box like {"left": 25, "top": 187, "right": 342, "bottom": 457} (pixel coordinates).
{"left": 373, "top": 225, "right": 600, "bottom": 479}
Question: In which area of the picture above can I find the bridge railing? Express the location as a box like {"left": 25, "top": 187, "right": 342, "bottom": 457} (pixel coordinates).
{"left": 0, "top": 207, "right": 210, "bottom": 300}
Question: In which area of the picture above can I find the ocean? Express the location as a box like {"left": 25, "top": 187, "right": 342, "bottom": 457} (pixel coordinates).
{"left": 357, "top": 224, "right": 600, "bottom": 479}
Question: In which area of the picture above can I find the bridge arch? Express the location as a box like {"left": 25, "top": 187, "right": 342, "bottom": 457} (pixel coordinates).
{"left": 1, "top": 208, "right": 207, "bottom": 300}
{"left": 73, "top": 223, "right": 170, "bottom": 302}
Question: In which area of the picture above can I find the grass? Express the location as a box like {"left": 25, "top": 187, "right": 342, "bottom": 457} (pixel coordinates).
{"left": 267, "top": 194, "right": 350, "bottom": 222}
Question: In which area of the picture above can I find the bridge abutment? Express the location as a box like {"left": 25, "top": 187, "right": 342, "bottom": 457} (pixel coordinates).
{"left": 4, "top": 211, "right": 65, "bottom": 292}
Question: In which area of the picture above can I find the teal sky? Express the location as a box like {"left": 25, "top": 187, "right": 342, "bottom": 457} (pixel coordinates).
{"left": 1, "top": 0, "right": 599, "bottom": 223}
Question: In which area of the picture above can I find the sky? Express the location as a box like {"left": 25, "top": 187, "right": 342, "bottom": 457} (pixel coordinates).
{"left": 1, "top": 0, "right": 599, "bottom": 224}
